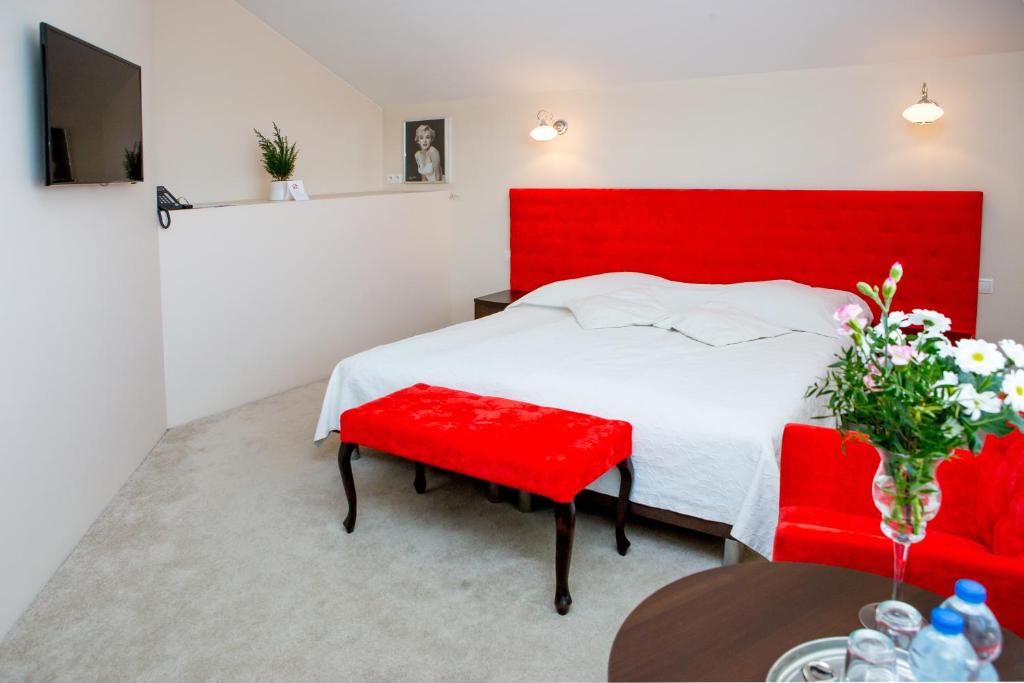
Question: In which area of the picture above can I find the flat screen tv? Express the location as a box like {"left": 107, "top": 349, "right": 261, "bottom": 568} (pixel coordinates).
{"left": 41, "top": 23, "right": 143, "bottom": 185}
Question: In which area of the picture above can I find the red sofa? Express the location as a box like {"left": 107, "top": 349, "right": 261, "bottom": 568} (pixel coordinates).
{"left": 774, "top": 424, "right": 1024, "bottom": 636}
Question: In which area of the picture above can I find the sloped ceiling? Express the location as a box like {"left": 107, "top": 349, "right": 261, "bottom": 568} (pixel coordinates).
{"left": 237, "top": 0, "right": 1024, "bottom": 105}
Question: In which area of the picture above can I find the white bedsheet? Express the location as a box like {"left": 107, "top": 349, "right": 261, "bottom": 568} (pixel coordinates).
{"left": 315, "top": 305, "right": 841, "bottom": 557}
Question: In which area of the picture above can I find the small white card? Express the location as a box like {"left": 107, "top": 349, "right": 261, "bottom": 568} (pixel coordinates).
{"left": 287, "top": 180, "right": 309, "bottom": 201}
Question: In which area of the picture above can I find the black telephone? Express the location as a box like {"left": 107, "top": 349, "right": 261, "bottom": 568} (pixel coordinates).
{"left": 156, "top": 186, "right": 192, "bottom": 228}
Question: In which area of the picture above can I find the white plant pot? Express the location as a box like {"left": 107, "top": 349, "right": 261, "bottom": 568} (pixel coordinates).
{"left": 269, "top": 180, "right": 289, "bottom": 201}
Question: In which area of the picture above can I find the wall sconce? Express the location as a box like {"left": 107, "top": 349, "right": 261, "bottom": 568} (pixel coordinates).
{"left": 902, "top": 82, "right": 944, "bottom": 125}
{"left": 530, "top": 110, "right": 568, "bottom": 141}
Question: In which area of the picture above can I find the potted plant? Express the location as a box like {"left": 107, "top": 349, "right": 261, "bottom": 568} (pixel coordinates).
{"left": 808, "top": 262, "right": 1023, "bottom": 623}
{"left": 122, "top": 141, "right": 142, "bottom": 182}
{"left": 254, "top": 122, "right": 298, "bottom": 201}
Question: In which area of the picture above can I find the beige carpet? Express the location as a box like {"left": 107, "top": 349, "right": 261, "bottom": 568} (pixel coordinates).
{"left": 0, "top": 380, "right": 727, "bottom": 682}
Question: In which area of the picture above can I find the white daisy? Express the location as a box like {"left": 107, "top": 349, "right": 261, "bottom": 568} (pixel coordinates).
{"left": 1003, "top": 369, "right": 1024, "bottom": 412}
{"left": 954, "top": 339, "right": 1006, "bottom": 375}
{"left": 887, "top": 311, "right": 911, "bottom": 328}
{"left": 933, "top": 371, "right": 959, "bottom": 389}
{"left": 909, "top": 309, "right": 952, "bottom": 336}
{"left": 933, "top": 337, "right": 956, "bottom": 359}
{"left": 999, "top": 339, "right": 1024, "bottom": 367}
{"left": 954, "top": 384, "right": 1003, "bottom": 420}
{"left": 942, "top": 418, "right": 964, "bottom": 439}
{"left": 874, "top": 323, "right": 906, "bottom": 343}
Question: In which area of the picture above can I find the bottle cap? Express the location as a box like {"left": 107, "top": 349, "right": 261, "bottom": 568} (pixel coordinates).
{"left": 931, "top": 607, "right": 965, "bottom": 635}
{"left": 955, "top": 578, "right": 987, "bottom": 604}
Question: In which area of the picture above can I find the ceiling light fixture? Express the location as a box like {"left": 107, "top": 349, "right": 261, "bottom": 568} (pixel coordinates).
{"left": 902, "top": 83, "right": 944, "bottom": 125}
{"left": 530, "top": 110, "right": 568, "bottom": 141}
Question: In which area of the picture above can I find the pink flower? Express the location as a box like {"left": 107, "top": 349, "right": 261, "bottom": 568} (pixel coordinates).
{"left": 864, "top": 362, "right": 882, "bottom": 390}
{"left": 887, "top": 344, "right": 919, "bottom": 366}
{"left": 834, "top": 303, "right": 868, "bottom": 336}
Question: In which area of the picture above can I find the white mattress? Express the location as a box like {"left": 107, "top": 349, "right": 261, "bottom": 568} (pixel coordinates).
{"left": 315, "top": 305, "right": 841, "bottom": 557}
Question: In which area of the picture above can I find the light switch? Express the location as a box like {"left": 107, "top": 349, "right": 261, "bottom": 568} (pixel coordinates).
{"left": 978, "top": 278, "right": 994, "bottom": 294}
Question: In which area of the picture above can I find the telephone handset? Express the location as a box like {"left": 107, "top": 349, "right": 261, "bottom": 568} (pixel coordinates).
{"left": 156, "top": 186, "right": 192, "bottom": 229}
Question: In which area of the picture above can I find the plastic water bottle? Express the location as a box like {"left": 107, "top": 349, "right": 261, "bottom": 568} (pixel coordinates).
{"left": 909, "top": 608, "right": 979, "bottom": 682}
{"left": 941, "top": 579, "right": 1003, "bottom": 665}
{"left": 974, "top": 663, "right": 1000, "bottom": 681}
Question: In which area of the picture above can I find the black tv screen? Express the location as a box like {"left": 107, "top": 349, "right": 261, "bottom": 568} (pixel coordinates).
{"left": 41, "top": 23, "right": 143, "bottom": 185}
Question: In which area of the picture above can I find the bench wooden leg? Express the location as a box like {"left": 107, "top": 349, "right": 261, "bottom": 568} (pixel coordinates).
{"left": 338, "top": 442, "right": 358, "bottom": 533}
{"left": 414, "top": 462, "right": 426, "bottom": 494}
{"left": 485, "top": 482, "right": 501, "bottom": 503}
{"left": 616, "top": 457, "right": 634, "bottom": 556}
{"left": 554, "top": 501, "right": 575, "bottom": 615}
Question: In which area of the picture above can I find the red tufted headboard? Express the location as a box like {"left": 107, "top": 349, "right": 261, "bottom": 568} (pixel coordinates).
{"left": 509, "top": 189, "right": 983, "bottom": 336}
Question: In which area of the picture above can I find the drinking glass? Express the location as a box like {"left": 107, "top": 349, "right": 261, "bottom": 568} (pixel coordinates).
{"left": 843, "top": 629, "right": 898, "bottom": 682}
{"left": 875, "top": 600, "right": 924, "bottom": 650}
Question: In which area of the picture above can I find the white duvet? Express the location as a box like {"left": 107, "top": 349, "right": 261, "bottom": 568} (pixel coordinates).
{"left": 315, "top": 274, "right": 856, "bottom": 557}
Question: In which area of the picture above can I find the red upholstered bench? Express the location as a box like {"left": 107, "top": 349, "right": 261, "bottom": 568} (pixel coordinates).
{"left": 337, "top": 383, "right": 634, "bottom": 615}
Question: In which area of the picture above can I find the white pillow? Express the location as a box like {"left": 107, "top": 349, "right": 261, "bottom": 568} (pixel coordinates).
{"left": 567, "top": 288, "right": 673, "bottom": 330}
{"left": 510, "top": 272, "right": 669, "bottom": 309}
{"left": 672, "top": 302, "right": 791, "bottom": 346}
{"left": 710, "top": 280, "right": 871, "bottom": 337}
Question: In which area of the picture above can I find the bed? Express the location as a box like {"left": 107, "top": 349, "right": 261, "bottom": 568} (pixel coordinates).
{"left": 315, "top": 188, "right": 983, "bottom": 558}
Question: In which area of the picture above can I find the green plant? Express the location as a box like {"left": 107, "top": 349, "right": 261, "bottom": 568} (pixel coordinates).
{"left": 808, "top": 263, "right": 1023, "bottom": 537}
{"left": 253, "top": 122, "right": 298, "bottom": 181}
{"left": 123, "top": 141, "right": 142, "bottom": 181}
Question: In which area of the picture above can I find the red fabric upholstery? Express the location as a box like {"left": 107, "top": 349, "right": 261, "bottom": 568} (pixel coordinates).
{"left": 775, "top": 424, "right": 1024, "bottom": 636}
{"left": 509, "top": 189, "right": 983, "bottom": 335}
{"left": 339, "top": 384, "right": 632, "bottom": 503}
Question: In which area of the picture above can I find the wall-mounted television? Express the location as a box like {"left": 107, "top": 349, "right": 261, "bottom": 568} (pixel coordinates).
{"left": 40, "top": 23, "right": 143, "bottom": 186}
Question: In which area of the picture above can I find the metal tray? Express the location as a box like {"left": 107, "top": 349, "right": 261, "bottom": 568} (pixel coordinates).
{"left": 767, "top": 636, "right": 914, "bottom": 682}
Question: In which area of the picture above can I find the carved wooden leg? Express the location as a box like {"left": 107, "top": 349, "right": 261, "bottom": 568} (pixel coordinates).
{"left": 338, "top": 442, "right": 357, "bottom": 533}
{"left": 486, "top": 482, "right": 501, "bottom": 503}
{"left": 414, "top": 462, "right": 426, "bottom": 494}
{"left": 554, "top": 501, "right": 576, "bottom": 615}
{"left": 616, "top": 457, "right": 634, "bottom": 556}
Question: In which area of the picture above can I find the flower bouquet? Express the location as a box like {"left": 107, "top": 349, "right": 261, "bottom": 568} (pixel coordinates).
{"left": 807, "top": 262, "right": 1024, "bottom": 611}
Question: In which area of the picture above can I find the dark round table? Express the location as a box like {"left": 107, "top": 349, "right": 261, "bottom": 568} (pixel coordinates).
{"left": 608, "top": 562, "right": 1024, "bottom": 682}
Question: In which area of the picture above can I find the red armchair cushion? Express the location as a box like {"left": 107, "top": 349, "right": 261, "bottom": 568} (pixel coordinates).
{"left": 775, "top": 424, "right": 1024, "bottom": 636}
{"left": 339, "top": 383, "right": 632, "bottom": 503}
{"left": 973, "top": 429, "right": 1024, "bottom": 557}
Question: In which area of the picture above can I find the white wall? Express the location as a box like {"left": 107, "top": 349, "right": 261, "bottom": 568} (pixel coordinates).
{"left": 159, "top": 192, "right": 453, "bottom": 426}
{"left": 382, "top": 52, "right": 1024, "bottom": 341}
{"left": 152, "top": 0, "right": 382, "bottom": 205}
{"left": 0, "top": 0, "right": 167, "bottom": 639}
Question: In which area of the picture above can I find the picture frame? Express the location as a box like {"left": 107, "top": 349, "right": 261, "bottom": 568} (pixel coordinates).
{"left": 403, "top": 118, "right": 450, "bottom": 183}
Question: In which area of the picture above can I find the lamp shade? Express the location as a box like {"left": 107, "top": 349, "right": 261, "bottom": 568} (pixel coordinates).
{"left": 902, "top": 83, "right": 944, "bottom": 125}
{"left": 530, "top": 124, "right": 558, "bottom": 141}
{"left": 902, "top": 101, "right": 944, "bottom": 125}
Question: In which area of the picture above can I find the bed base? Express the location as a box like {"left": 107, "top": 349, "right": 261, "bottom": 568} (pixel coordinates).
{"left": 575, "top": 490, "right": 742, "bottom": 565}
{"left": 490, "top": 485, "right": 741, "bottom": 565}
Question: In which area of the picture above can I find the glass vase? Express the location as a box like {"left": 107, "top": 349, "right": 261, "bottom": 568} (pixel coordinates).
{"left": 858, "top": 448, "right": 943, "bottom": 628}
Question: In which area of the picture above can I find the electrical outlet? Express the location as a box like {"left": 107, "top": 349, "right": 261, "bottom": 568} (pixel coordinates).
{"left": 978, "top": 278, "right": 994, "bottom": 294}
{"left": 385, "top": 173, "right": 403, "bottom": 184}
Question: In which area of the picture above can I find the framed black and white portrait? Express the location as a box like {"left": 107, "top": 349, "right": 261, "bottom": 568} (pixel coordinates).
{"left": 404, "top": 118, "right": 449, "bottom": 183}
